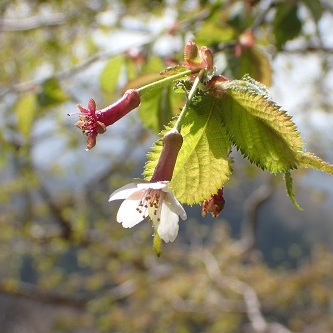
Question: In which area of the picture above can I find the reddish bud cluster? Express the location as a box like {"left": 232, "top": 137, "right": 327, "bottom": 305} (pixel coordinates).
{"left": 184, "top": 41, "right": 214, "bottom": 71}
{"left": 234, "top": 29, "right": 255, "bottom": 57}
{"left": 201, "top": 188, "right": 225, "bottom": 218}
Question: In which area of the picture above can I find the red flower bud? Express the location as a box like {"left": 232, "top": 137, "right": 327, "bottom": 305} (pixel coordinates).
{"left": 150, "top": 129, "right": 183, "bottom": 182}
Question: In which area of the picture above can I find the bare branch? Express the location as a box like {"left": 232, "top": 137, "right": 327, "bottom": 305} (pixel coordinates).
{"left": 238, "top": 176, "right": 274, "bottom": 253}
{"left": 37, "top": 184, "right": 73, "bottom": 240}
{"left": 282, "top": 46, "right": 333, "bottom": 54}
{"left": 250, "top": 0, "right": 279, "bottom": 32}
{"left": 0, "top": 281, "right": 87, "bottom": 308}
{"left": 0, "top": 14, "right": 66, "bottom": 32}
{"left": 202, "top": 250, "right": 268, "bottom": 332}
{"left": 0, "top": 279, "right": 136, "bottom": 309}
{"left": 0, "top": 35, "right": 153, "bottom": 98}
{"left": 201, "top": 250, "right": 295, "bottom": 333}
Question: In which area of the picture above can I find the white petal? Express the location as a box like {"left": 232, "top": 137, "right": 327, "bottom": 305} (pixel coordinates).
{"left": 157, "top": 201, "right": 180, "bottom": 243}
{"left": 137, "top": 181, "right": 168, "bottom": 190}
{"left": 165, "top": 192, "right": 187, "bottom": 220}
{"left": 108, "top": 183, "right": 138, "bottom": 201}
{"left": 116, "top": 198, "right": 144, "bottom": 228}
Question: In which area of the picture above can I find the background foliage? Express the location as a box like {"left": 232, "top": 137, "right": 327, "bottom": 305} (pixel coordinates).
{"left": 1, "top": 0, "right": 333, "bottom": 332}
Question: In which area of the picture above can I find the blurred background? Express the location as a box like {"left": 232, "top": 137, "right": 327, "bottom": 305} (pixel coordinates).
{"left": 1, "top": 0, "right": 333, "bottom": 332}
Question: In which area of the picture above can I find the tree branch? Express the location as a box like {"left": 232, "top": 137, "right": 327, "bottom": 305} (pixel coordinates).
{"left": 201, "top": 250, "right": 295, "bottom": 333}
{"left": 0, "top": 14, "right": 66, "bottom": 32}
{"left": 238, "top": 176, "right": 274, "bottom": 253}
{"left": 0, "top": 279, "right": 136, "bottom": 309}
{"left": 0, "top": 35, "right": 153, "bottom": 98}
{"left": 0, "top": 281, "right": 87, "bottom": 308}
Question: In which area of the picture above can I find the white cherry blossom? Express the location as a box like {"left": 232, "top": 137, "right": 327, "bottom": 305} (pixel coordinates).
{"left": 108, "top": 181, "right": 187, "bottom": 242}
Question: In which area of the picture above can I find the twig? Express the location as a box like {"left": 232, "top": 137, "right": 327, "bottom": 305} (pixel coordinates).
{"left": 0, "top": 35, "right": 153, "bottom": 98}
{"left": 0, "top": 281, "right": 88, "bottom": 308}
{"left": 37, "top": 184, "right": 73, "bottom": 240}
{"left": 202, "top": 250, "right": 268, "bottom": 332}
{"left": 0, "top": 279, "right": 136, "bottom": 309}
{"left": 239, "top": 176, "right": 274, "bottom": 253}
{"left": 201, "top": 250, "right": 296, "bottom": 333}
{"left": 0, "top": 13, "right": 66, "bottom": 32}
{"left": 250, "top": 0, "right": 279, "bottom": 32}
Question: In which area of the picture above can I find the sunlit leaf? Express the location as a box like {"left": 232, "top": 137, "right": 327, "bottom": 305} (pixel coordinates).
{"left": 301, "top": 0, "right": 323, "bottom": 22}
{"left": 285, "top": 171, "right": 302, "bottom": 210}
{"left": 226, "top": 46, "right": 272, "bottom": 86}
{"left": 138, "top": 85, "right": 184, "bottom": 133}
{"left": 144, "top": 96, "right": 232, "bottom": 205}
{"left": 14, "top": 93, "right": 37, "bottom": 139}
{"left": 99, "top": 55, "right": 124, "bottom": 94}
{"left": 215, "top": 75, "right": 304, "bottom": 172}
{"left": 195, "top": 21, "right": 236, "bottom": 45}
{"left": 273, "top": 2, "right": 302, "bottom": 49}
{"left": 298, "top": 152, "right": 333, "bottom": 175}
{"left": 37, "top": 77, "right": 70, "bottom": 107}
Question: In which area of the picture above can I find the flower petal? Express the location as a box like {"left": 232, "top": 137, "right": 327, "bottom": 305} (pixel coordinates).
{"left": 117, "top": 198, "right": 144, "bottom": 228}
{"left": 157, "top": 201, "right": 180, "bottom": 243}
{"left": 109, "top": 183, "right": 139, "bottom": 201}
{"left": 136, "top": 181, "right": 168, "bottom": 190}
{"left": 165, "top": 192, "right": 187, "bottom": 220}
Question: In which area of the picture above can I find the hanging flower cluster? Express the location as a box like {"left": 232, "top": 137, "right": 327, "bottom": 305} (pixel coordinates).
{"left": 69, "top": 41, "right": 224, "bottom": 253}
{"left": 70, "top": 37, "right": 333, "bottom": 255}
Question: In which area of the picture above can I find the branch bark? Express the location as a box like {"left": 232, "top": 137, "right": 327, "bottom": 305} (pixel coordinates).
{"left": 239, "top": 176, "right": 275, "bottom": 253}
{"left": 0, "top": 14, "right": 66, "bottom": 32}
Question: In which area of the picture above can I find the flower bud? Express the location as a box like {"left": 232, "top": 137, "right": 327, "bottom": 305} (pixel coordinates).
{"left": 184, "top": 41, "right": 199, "bottom": 63}
{"left": 200, "top": 46, "right": 214, "bottom": 70}
{"left": 201, "top": 188, "right": 225, "bottom": 218}
{"left": 97, "top": 89, "right": 141, "bottom": 126}
{"left": 150, "top": 129, "right": 183, "bottom": 182}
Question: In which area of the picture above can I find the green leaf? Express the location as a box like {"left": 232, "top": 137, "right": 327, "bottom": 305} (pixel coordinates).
{"left": 195, "top": 21, "right": 236, "bottom": 45}
{"left": 216, "top": 75, "right": 304, "bottom": 173}
{"left": 301, "top": 0, "right": 323, "bottom": 22}
{"left": 226, "top": 46, "right": 272, "bottom": 86}
{"left": 273, "top": 2, "right": 302, "bottom": 49}
{"left": 138, "top": 85, "right": 184, "bottom": 133}
{"left": 298, "top": 152, "right": 333, "bottom": 175}
{"left": 144, "top": 96, "right": 232, "bottom": 205}
{"left": 284, "top": 171, "right": 302, "bottom": 210}
{"left": 37, "top": 77, "right": 70, "bottom": 107}
{"left": 138, "top": 86, "right": 171, "bottom": 133}
{"left": 15, "top": 93, "right": 37, "bottom": 139}
{"left": 99, "top": 56, "right": 124, "bottom": 94}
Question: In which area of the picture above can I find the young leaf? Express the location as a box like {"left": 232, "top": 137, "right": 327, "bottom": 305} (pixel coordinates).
{"left": 214, "top": 75, "right": 304, "bottom": 173}
{"left": 99, "top": 55, "right": 124, "bottom": 94}
{"left": 15, "top": 93, "right": 37, "bottom": 139}
{"left": 37, "top": 77, "right": 69, "bottom": 107}
{"left": 284, "top": 171, "right": 302, "bottom": 210}
{"left": 298, "top": 152, "right": 333, "bottom": 175}
{"left": 226, "top": 46, "right": 272, "bottom": 86}
{"left": 144, "top": 96, "right": 232, "bottom": 205}
{"left": 273, "top": 2, "right": 302, "bottom": 49}
{"left": 301, "top": 0, "right": 323, "bottom": 22}
{"left": 138, "top": 86, "right": 184, "bottom": 133}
